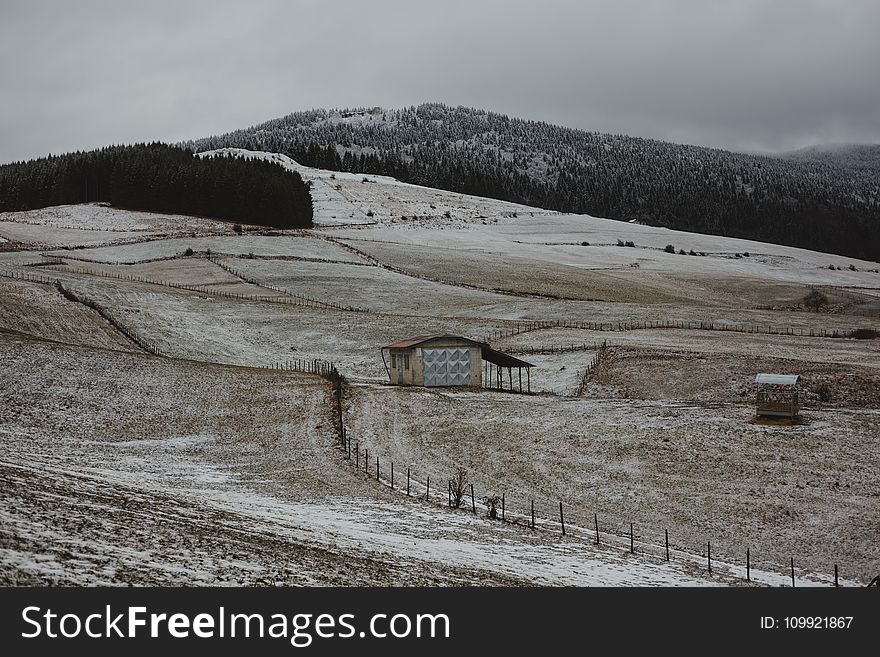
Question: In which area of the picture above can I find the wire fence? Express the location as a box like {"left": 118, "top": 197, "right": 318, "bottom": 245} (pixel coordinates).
{"left": 207, "top": 255, "right": 370, "bottom": 312}
{"left": 574, "top": 341, "right": 609, "bottom": 397}
{"left": 485, "top": 317, "right": 861, "bottom": 342}
{"left": 329, "top": 374, "right": 867, "bottom": 587}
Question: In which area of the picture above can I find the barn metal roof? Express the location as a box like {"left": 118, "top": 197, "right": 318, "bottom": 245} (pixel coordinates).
{"left": 755, "top": 373, "right": 800, "bottom": 385}
{"left": 480, "top": 347, "right": 534, "bottom": 369}
{"left": 383, "top": 334, "right": 482, "bottom": 350}
{"left": 382, "top": 334, "right": 534, "bottom": 368}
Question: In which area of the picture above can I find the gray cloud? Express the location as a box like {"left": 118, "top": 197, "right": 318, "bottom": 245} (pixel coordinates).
{"left": 2, "top": 0, "right": 879, "bottom": 162}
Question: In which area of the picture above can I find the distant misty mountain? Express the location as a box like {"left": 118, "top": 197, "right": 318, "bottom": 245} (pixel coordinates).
{"left": 186, "top": 103, "right": 880, "bottom": 261}
{"left": 773, "top": 143, "right": 880, "bottom": 171}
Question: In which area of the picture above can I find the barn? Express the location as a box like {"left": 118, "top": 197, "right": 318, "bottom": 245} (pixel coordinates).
{"left": 381, "top": 334, "right": 534, "bottom": 392}
{"left": 755, "top": 373, "right": 801, "bottom": 418}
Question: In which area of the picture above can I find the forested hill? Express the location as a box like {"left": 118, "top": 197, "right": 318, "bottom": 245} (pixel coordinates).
{"left": 0, "top": 143, "right": 313, "bottom": 229}
{"left": 186, "top": 103, "right": 880, "bottom": 261}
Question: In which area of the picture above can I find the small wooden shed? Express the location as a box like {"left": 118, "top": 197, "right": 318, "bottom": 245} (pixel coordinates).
{"left": 755, "top": 373, "right": 801, "bottom": 418}
{"left": 381, "top": 334, "right": 534, "bottom": 392}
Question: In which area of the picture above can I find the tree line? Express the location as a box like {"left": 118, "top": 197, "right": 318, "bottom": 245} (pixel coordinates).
{"left": 0, "top": 143, "right": 313, "bottom": 228}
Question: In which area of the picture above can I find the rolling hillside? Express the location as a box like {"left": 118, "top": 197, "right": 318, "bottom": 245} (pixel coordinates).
{"left": 186, "top": 104, "right": 880, "bottom": 261}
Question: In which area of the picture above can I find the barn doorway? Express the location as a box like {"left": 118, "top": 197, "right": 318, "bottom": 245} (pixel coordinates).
{"left": 423, "top": 347, "right": 471, "bottom": 386}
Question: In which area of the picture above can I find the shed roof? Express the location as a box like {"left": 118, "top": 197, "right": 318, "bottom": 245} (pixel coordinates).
{"left": 481, "top": 346, "right": 534, "bottom": 368}
{"left": 755, "top": 373, "right": 799, "bottom": 385}
{"left": 383, "top": 333, "right": 483, "bottom": 350}
{"left": 382, "top": 334, "right": 534, "bottom": 368}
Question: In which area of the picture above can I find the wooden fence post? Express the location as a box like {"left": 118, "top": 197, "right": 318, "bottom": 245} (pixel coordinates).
{"left": 376, "top": 456, "right": 379, "bottom": 481}
{"left": 708, "top": 541, "right": 712, "bottom": 574}
{"left": 630, "top": 523, "right": 634, "bottom": 553}
{"left": 407, "top": 468, "right": 410, "bottom": 496}
{"left": 426, "top": 476, "right": 430, "bottom": 502}
{"left": 390, "top": 462, "right": 394, "bottom": 489}
{"left": 834, "top": 564, "right": 838, "bottom": 587}
{"left": 502, "top": 493, "right": 505, "bottom": 522}
{"left": 470, "top": 484, "right": 476, "bottom": 514}
{"left": 531, "top": 500, "right": 535, "bottom": 529}
{"left": 747, "top": 548, "right": 750, "bottom": 582}
{"left": 594, "top": 513, "right": 599, "bottom": 545}
{"left": 665, "top": 529, "right": 669, "bottom": 561}
{"left": 559, "top": 502, "right": 565, "bottom": 536}
{"left": 791, "top": 557, "right": 795, "bottom": 587}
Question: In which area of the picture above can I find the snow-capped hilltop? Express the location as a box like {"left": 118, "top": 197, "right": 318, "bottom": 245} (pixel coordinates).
{"left": 185, "top": 103, "right": 880, "bottom": 262}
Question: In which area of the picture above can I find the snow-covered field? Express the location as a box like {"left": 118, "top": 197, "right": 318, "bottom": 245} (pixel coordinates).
{"left": 1, "top": 153, "right": 877, "bottom": 586}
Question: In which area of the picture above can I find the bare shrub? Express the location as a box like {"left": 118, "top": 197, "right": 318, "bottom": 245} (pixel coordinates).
{"left": 803, "top": 288, "right": 829, "bottom": 312}
{"left": 449, "top": 467, "right": 468, "bottom": 509}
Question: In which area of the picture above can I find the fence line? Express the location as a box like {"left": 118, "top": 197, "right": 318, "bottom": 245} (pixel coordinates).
{"left": 575, "top": 340, "right": 609, "bottom": 397}
{"left": 512, "top": 339, "right": 607, "bottom": 356}
{"left": 207, "top": 255, "right": 370, "bottom": 313}
{"left": 338, "top": 434, "right": 853, "bottom": 586}
{"left": 44, "top": 249, "right": 375, "bottom": 269}
{"left": 333, "top": 378, "right": 855, "bottom": 586}
{"left": 485, "top": 317, "right": 858, "bottom": 343}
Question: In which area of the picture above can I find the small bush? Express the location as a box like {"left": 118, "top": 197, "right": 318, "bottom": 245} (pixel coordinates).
{"left": 688, "top": 249, "right": 697, "bottom": 256}
{"left": 581, "top": 241, "right": 590, "bottom": 246}
{"left": 851, "top": 328, "right": 879, "bottom": 340}
{"left": 483, "top": 494, "right": 502, "bottom": 520}
{"left": 678, "top": 249, "right": 687, "bottom": 255}
{"left": 743, "top": 251, "right": 750, "bottom": 257}
{"left": 700, "top": 252, "right": 707, "bottom": 256}
{"left": 444, "top": 210, "right": 451, "bottom": 219}
{"left": 617, "top": 239, "right": 625, "bottom": 247}
{"left": 735, "top": 253, "right": 742, "bottom": 258}
{"left": 625, "top": 241, "right": 635, "bottom": 247}
{"left": 813, "top": 383, "right": 833, "bottom": 402}
{"left": 183, "top": 247, "right": 194, "bottom": 256}
{"left": 828, "top": 264, "right": 836, "bottom": 270}
{"left": 849, "top": 264, "right": 858, "bottom": 271}
{"left": 232, "top": 223, "right": 243, "bottom": 234}
{"left": 366, "top": 210, "right": 374, "bottom": 217}
{"left": 664, "top": 244, "right": 675, "bottom": 253}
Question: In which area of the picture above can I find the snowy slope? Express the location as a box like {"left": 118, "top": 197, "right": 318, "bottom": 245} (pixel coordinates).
{"left": 200, "top": 148, "right": 556, "bottom": 227}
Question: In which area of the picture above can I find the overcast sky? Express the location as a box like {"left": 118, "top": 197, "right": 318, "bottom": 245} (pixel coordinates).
{"left": 2, "top": 0, "right": 878, "bottom": 163}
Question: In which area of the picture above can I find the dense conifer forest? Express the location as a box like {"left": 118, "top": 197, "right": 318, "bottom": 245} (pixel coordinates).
{"left": 188, "top": 103, "right": 879, "bottom": 260}
{"left": 0, "top": 143, "right": 313, "bottom": 228}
